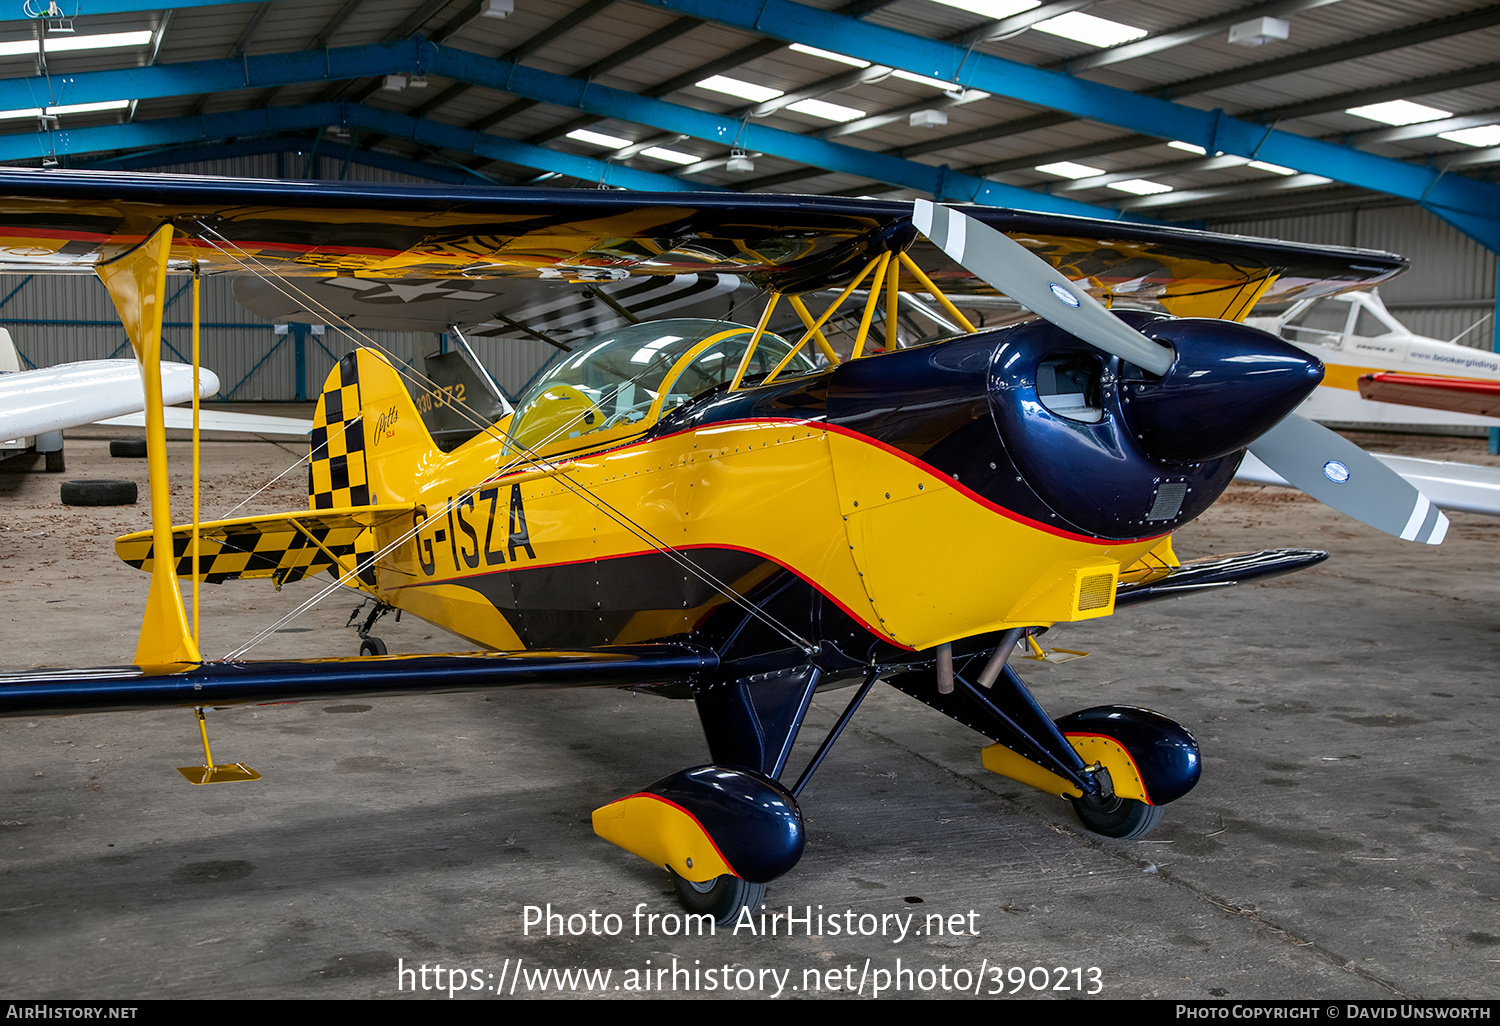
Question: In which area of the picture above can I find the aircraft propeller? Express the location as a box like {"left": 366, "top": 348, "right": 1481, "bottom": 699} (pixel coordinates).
{"left": 912, "top": 199, "right": 1448, "bottom": 545}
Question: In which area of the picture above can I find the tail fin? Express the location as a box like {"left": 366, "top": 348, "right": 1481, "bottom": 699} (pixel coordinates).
{"left": 310, "top": 349, "right": 445, "bottom": 586}
{"left": 310, "top": 352, "right": 372, "bottom": 510}
{"left": 310, "top": 348, "right": 441, "bottom": 511}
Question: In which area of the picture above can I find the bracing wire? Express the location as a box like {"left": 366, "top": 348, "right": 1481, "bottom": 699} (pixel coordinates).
{"left": 188, "top": 225, "right": 816, "bottom": 658}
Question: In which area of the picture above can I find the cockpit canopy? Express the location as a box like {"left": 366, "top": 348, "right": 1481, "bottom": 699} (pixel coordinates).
{"left": 506, "top": 318, "right": 816, "bottom": 458}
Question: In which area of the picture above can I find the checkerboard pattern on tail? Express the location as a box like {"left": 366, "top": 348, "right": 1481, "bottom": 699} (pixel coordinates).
{"left": 310, "top": 352, "right": 370, "bottom": 512}
{"left": 113, "top": 506, "right": 417, "bottom": 590}
{"left": 116, "top": 514, "right": 369, "bottom": 586}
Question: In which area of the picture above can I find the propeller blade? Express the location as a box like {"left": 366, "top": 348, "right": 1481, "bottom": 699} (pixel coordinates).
{"left": 1248, "top": 413, "right": 1448, "bottom": 544}
{"left": 912, "top": 198, "right": 1175, "bottom": 376}
{"left": 912, "top": 199, "right": 1446, "bottom": 545}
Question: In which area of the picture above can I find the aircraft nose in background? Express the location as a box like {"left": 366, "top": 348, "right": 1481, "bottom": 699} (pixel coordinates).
{"left": 1117, "top": 317, "right": 1325, "bottom": 465}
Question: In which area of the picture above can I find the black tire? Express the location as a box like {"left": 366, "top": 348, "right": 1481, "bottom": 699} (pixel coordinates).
{"left": 359, "top": 637, "right": 388, "bottom": 656}
{"left": 60, "top": 479, "right": 137, "bottom": 507}
{"left": 670, "top": 870, "right": 765, "bottom": 928}
{"left": 109, "top": 437, "right": 148, "bottom": 458}
{"left": 1068, "top": 794, "right": 1164, "bottom": 839}
{"left": 44, "top": 448, "right": 64, "bottom": 473}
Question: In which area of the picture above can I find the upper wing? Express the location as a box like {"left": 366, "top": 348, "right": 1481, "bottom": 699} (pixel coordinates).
{"left": 0, "top": 359, "right": 217, "bottom": 440}
{"left": 0, "top": 168, "right": 1405, "bottom": 307}
{"left": 1358, "top": 372, "right": 1500, "bottom": 420}
{"left": 232, "top": 270, "right": 752, "bottom": 343}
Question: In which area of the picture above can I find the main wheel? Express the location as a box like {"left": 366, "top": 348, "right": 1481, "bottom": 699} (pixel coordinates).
{"left": 1068, "top": 793, "right": 1164, "bottom": 839}
{"left": 359, "top": 637, "right": 387, "bottom": 656}
{"left": 670, "top": 870, "right": 765, "bottom": 928}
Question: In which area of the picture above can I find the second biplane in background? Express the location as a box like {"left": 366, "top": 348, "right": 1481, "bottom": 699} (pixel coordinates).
{"left": 0, "top": 171, "right": 1446, "bottom": 923}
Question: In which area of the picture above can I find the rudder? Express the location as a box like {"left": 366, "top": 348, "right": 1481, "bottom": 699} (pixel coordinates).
{"left": 310, "top": 347, "right": 444, "bottom": 510}
{"left": 310, "top": 352, "right": 371, "bottom": 510}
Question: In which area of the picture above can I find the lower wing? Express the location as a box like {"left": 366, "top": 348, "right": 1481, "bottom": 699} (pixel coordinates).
{"left": 0, "top": 645, "right": 719, "bottom": 717}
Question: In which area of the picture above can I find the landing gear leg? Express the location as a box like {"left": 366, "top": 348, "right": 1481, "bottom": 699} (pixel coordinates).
{"left": 596, "top": 658, "right": 878, "bottom": 927}
{"left": 347, "top": 599, "right": 395, "bottom": 656}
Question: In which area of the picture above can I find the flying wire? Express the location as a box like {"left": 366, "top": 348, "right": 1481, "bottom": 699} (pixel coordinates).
{"left": 189, "top": 225, "right": 817, "bottom": 657}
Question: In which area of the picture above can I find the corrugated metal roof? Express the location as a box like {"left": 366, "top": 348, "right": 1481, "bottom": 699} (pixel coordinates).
{"left": 0, "top": 0, "right": 1493, "bottom": 227}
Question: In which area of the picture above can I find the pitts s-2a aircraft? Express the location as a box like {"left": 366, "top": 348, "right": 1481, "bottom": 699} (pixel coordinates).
{"left": 0, "top": 170, "right": 1448, "bottom": 923}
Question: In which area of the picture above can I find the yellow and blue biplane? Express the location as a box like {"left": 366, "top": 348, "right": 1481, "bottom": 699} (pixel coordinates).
{"left": 0, "top": 169, "right": 1445, "bottom": 923}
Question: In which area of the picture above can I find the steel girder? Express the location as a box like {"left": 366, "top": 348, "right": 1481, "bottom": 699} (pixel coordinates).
{"left": 78, "top": 133, "right": 504, "bottom": 185}
{"left": 634, "top": 0, "right": 1500, "bottom": 250}
{"left": 0, "top": 100, "right": 703, "bottom": 192}
{"left": 0, "top": 0, "right": 255, "bottom": 16}
{"left": 0, "top": 38, "right": 1134, "bottom": 219}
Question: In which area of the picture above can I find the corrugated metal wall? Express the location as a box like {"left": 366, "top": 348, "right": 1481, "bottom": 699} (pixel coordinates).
{"left": 0, "top": 271, "right": 441, "bottom": 401}
{"left": 1210, "top": 205, "right": 1498, "bottom": 349}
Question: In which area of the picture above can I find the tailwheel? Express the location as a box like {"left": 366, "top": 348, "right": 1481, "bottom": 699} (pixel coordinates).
{"left": 359, "top": 637, "right": 387, "bottom": 656}
{"left": 1068, "top": 793, "right": 1164, "bottom": 839}
{"left": 670, "top": 870, "right": 765, "bottom": 927}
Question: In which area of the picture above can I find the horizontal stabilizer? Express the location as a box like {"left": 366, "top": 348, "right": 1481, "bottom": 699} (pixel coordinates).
{"left": 0, "top": 644, "right": 719, "bottom": 717}
{"left": 115, "top": 505, "right": 414, "bottom": 585}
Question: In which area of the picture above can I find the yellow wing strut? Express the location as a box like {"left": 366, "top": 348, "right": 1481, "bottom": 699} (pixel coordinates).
{"left": 97, "top": 224, "right": 202, "bottom": 666}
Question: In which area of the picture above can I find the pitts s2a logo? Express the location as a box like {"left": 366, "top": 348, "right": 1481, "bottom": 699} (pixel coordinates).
{"left": 373, "top": 405, "right": 399, "bottom": 445}
{"left": 414, "top": 483, "right": 536, "bottom": 576}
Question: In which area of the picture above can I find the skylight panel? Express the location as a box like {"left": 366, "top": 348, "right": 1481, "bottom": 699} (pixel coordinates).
{"left": 1438, "top": 125, "right": 1500, "bottom": 147}
{"left": 1345, "top": 100, "right": 1450, "bottom": 126}
{"left": 788, "top": 43, "right": 869, "bottom": 68}
{"left": 1167, "top": 141, "right": 1206, "bottom": 155}
{"left": 1107, "top": 179, "right": 1172, "bottom": 195}
{"left": 1033, "top": 12, "right": 1147, "bottom": 48}
{"left": 566, "top": 129, "right": 632, "bottom": 149}
{"left": 1035, "top": 161, "right": 1105, "bottom": 179}
{"left": 0, "top": 99, "right": 128, "bottom": 119}
{"left": 46, "top": 30, "right": 153, "bottom": 52}
{"left": 641, "top": 147, "right": 699, "bottom": 165}
{"left": 892, "top": 69, "right": 962, "bottom": 90}
{"left": 0, "top": 30, "right": 153, "bottom": 58}
{"left": 787, "top": 98, "right": 866, "bottom": 122}
{"left": 1247, "top": 160, "right": 1296, "bottom": 175}
{"left": 48, "top": 100, "right": 130, "bottom": 115}
{"left": 696, "top": 76, "right": 783, "bottom": 103}
{"left": 930, "top": 0, "right": 1040, "bottom": 18}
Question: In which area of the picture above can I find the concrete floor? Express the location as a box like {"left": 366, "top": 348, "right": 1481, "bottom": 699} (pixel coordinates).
{"left": 0, "top": 429, "right": 1497, "bottom": 1000}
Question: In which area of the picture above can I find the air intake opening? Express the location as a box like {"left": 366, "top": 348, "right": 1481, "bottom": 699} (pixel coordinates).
{"left": 1037, "top": 354, "right": 1103, "bottom": 423}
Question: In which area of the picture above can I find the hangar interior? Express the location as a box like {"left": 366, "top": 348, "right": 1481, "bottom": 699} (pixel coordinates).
{"left": 3, "top": 0, "right": 1500, "bottom": 1004}
{"left": 0, "top": 0, "right": 1494, "bottom": 397}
